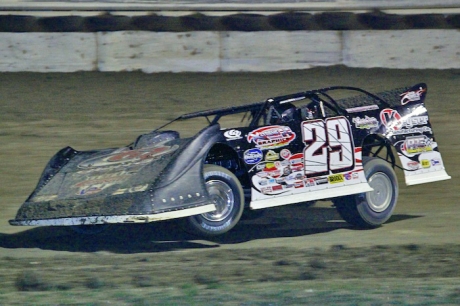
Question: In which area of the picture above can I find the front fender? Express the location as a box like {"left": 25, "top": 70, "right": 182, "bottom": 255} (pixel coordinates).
{"left": 129, "top": 124, "right": 226, "bottom": 214}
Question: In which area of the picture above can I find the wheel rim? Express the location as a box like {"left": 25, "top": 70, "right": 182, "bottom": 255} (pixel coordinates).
{"left": 202, "top": 180, "right": 234, "bottom": 222}
{"left": 366, "top": 172, "right": 392, "bottom": 213}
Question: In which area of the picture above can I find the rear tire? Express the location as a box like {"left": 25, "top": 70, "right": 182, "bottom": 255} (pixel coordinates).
{"left": 183, "top": 165, "right": 244, "bottom": 237}
{"left": 333, "top": 157, "right": 398, "bottom": 228}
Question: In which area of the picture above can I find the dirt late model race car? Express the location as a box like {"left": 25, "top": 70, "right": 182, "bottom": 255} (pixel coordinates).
{"left": 10, "top": 83, "right": 451, "bottom": 237}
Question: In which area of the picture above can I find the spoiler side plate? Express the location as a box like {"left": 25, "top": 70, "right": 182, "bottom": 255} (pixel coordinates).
{"left": 405, "top": 169, "right": 451, "bottom": 186}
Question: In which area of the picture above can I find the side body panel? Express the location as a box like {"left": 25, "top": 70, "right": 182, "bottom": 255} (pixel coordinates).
{"left": 377, "top": 85, "right": 450, "bottom": 185}
{"left": 222, "top": 117, "right": 373, "bottom": 210}
{"left": 221, "top": 83, "right": 450, "bottom": 211}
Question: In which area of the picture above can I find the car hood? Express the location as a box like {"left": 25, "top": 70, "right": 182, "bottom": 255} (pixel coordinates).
{"left": 29, "top": 140, "right": 186, "bottom": 203}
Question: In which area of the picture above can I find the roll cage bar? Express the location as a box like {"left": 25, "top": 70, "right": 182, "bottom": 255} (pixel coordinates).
{"left": 153, "top": 86, "right": 392, "bottom": 131}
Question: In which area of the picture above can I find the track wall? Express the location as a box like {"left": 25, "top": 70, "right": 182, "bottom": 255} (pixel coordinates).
{"left": 1, "top": 30, "right": 458, "bottom": 72}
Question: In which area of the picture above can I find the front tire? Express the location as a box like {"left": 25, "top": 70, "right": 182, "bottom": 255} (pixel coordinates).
{"left": 183, "top": 165, "right": 244, "bottom": 237}
{"left": 333, "top": 157, "right": 398, "bottom": 228}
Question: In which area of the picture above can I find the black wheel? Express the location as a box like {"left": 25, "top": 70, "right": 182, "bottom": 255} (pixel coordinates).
{"left": 333, "top": 157, "right": 398, "bottom": 228}
{"left": 183, "top": 164, "right": 244, "bottom": 237}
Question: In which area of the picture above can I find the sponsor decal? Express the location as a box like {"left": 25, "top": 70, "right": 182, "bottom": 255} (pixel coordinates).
{"left": 315, "top": 177, "right": 329, "bottom": 185}
{"left": 391, "top": 126, "right": 432, "bottom": 135}
{"left": 78, "top": 145, "right": 179, "bottom": 169}
{"left": 247, "top": 125, "right": 296, "bottom": 150}
{"left": 261, "top": 162, "right": 282, "bottom": 178}
{"left": 256, "top": 171, "right": 269, "bottom": 178}
{"left": 265, "top": 150, "right": 280, "bottom": 161}
{"left": 328, "top": 174, "right": 345, "bottom": 184}
{"left": 346, "top": 105, "right": 379, "bottom": 113}
{"left": 256, "top": 163, "right": 266, "bottom": 171}
{"left": 75, "top": 177, "right": 127, "bottom": 196}
{"left": 421, "top": 159, "right": 431, "bottom": 168}
{"left": 352, "top": 116, "right": 379, "bottom": 129}
{"left": 224, "top": 129, "right": 242, "bottom": 140}
{"left": 289, "top": 153, "right": 304, "bottom": 167}
{"left": 400, "top": 87, "right": 426, "bottom": 105}
{"left": 403, "top": 116, "right": 429, "bottom": 128}
{"left": 380, "top": 109, "right": 432, "bottom": 135}
{"left": 294, "top": 181, "right": 304, "bottom": 188}
{"left": 304, "top": 178, "right": 316, "bottom": 187}
{"left": 244, "top": 148, "right": 263, "bottom": 165}
{"left": 76, "top": 163, "right": 144, "bottom": 175}
{"left": 380, "top": 108, "right": 403, "bottom": 131}
{"left": 406, "top": 161, "right": 420, "bottom": 170}
{"left": 275, "top": 177, "right": 285, "bottom": 184}
{"left": 112, "top": 184, "right": 149, "bottom": 195}
{"left": 280, "top": 149, "right": 291, "bottom": 160}
{"left": 344, "top": 172, "right": 359, "bottom": 180}
{"left": 431, "top": 159, "right": 441, "bottom": 166}
{"left": 400, "top": 135, "right": 432, "bottom": 155}
{"left": 261, "top": 186, "right": 273, "bottom": 194}
{"left": 78, "top": 183, "right": 112, "bottom": 196}
{"left": 272, "top": 184, "right": 283, "bottom": 191}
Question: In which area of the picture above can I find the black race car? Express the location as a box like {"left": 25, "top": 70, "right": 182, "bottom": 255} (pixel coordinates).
{"left": 10, "top": 84, "right": 451, "bottom": 236}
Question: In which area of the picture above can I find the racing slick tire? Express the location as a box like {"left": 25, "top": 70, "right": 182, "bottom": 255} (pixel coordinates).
{"left": 333, "top": 157, "right": 398, "bottom": 228}
{"left": 183, "top": 164, "right": 245, "bottom": 237}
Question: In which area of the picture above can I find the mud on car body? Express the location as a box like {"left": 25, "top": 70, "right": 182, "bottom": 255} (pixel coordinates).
{"left": 10, "top": 83, "right": 451, "bottom": 236}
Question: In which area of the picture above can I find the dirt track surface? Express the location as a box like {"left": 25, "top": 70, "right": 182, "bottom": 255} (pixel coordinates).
{"left": 0, "top": 67, "right": 459, "bottom": 304}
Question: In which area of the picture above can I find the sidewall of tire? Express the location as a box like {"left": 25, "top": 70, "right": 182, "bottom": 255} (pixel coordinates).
{"left": 186, "top": 165, "right": 244, "bottom": 236}
{"left": 356, "top": 157, "right": 398, "bottom": 227}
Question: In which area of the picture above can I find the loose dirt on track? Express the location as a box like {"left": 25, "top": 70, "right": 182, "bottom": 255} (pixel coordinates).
{"left": 0, "top": 67, "right": 459, "bottom": 305}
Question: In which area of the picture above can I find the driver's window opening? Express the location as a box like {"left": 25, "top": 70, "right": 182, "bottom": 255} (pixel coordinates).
{"left": 217, "top": 111, "right": 254, "bottom": 130}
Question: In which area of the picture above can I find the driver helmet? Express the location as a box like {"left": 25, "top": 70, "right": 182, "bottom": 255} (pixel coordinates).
{"left": 305, "top": 101, "right": 319, "bottom": 119}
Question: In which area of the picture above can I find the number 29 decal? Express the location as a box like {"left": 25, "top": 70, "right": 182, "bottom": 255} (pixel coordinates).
{"left": 302, "top": 117, "right": 355, "bottom": 177}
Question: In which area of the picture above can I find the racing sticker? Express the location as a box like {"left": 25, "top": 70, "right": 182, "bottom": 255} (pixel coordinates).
{"left": 265, "top": 150, "right": 279, "bottom": 161}
{"left": 399, "top": 135, "right": 433, "bottom": 157}
{"left": 406, "top": 161, "right": 420, "bottom": 170}
{"left": 243, "top": 148, "right": 263, "bottom": 165}
{"left": 224, "top": 129, "right": 243, "bottom": 140}
{"left": 247, "top": 125, "right": 296, "bottom": 150}
{"left": 380, "top": 108, "right": 403, "bottom": 131}
{"left": 346, "top": 105, "right": 379, "bottom": 113}
{"left": 380, "top": 108, "right": 432, "bottom": 135}
{"left": 74, "top": 172, "right": 133, "bottom": 196}
{"left": 328, "top": 174, "right": 345, "bottom": 184}
{"left": 280, "top": 149, "right": 291, "bottom": 159}
{"left": 421, "top": 159, "right": 431, "bottom": 168}
{"left": 250, "top": 153, "right": 306, "bottom": 195}
{"left": 352, "top": 116, "right": 379, "bottom": 130}
{"left": 400, "top": 87, "right": 426, "bottom": 105}
{"left": 78, "top": 144, "right": 179, "bottom": 169}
